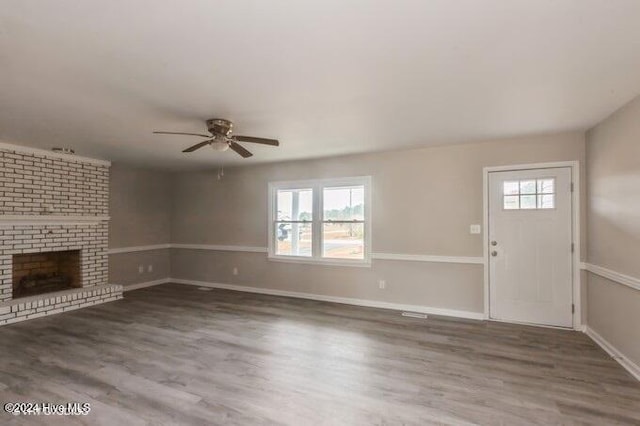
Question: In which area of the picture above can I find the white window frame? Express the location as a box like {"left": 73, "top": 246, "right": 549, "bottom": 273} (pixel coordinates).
{"left": 268, "top": 176, "right": 372, "bottom": 267}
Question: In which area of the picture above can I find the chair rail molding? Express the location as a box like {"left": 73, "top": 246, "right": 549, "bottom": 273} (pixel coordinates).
{"left": 171, "top": 243, "right": 268, "bottom": 253}
{"left": 108, "top": 244, "right": 172, "bottom": 255}
{"left": 582, "top": 263, "right": 640, "bottom": 292}
{"left": 371, "top": 252, "right": 484, "bottom": 264}
{"left": 170, "top": 244, "right": 484, "bottom": 265}
{"left": 111, "top": 243, "right": 484, "bottom": 265}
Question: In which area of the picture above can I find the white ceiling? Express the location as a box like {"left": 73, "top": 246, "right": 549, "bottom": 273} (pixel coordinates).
{"left": 2, "top": 0, "right": 640, "bottom": 170}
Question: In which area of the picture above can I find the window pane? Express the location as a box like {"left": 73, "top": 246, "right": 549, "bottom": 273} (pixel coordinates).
{"left": 276, "top": 189, "right": 313, "bottom": 221}
{"left": 537, "top": 178, "right": 555, "bottom": 194}
{"left": 504, "top": 195, "right": 519, "bottom": 210}
{"left": 519, "top": 180, "right": 536, "bottom": 194}
{"left": 538, "top": 194, "right": 555, "bottom": 209}
{"left": 503, "top": 181, "right": 520, "bottom": 195}
{"left": 322, "top": 223, "right": 364, "bottom": 259}
{"left": 275, "top": 222, "right": 312, "bottom": 257}
{"left": 520, "top": 195, "right": 536, "bottom": 209}
{"left": 323, "top": 186, "right": 364, "bottom": 221}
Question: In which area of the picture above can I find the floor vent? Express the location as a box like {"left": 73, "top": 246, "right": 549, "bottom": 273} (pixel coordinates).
{"left": 401, "top": 312, "right": 428, "bottom": 319}
{"left": 197, "top": 287, "right": 213, "bottom": 291}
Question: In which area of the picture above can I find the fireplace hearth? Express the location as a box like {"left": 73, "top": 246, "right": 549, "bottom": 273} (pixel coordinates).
{"left": 12, "top": 250, "right": 81, "bottom": 299}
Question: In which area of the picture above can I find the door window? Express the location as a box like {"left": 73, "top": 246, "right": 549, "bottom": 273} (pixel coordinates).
{"left": 503, "top": 178, "right": 555, "bottom": 210}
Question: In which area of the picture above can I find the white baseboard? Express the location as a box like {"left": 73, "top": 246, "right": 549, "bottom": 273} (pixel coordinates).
{"left": 121, "top": 278, "right": 171, "bottom": 292}
{"left": 171, "top": 278, "right": 485, "bottom": 320}
{"left": 584, "top": 326, "right": 640, "bottom": 382}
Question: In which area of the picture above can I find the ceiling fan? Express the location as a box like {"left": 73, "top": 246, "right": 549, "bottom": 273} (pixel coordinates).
{"left": 153, "top": 118, "right": 279, "bottom": 158}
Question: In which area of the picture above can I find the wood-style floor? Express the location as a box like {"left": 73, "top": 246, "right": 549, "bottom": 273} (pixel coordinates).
{"left": 0, "top": 283, "right": 639, "bottom": 425}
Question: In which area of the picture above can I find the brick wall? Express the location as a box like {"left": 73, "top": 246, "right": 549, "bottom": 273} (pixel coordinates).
{"left": 0, "top": 150, "right": 108, "bottom": 215}
{"left": 0, "top": 144, "right": 120, "bottom": 325}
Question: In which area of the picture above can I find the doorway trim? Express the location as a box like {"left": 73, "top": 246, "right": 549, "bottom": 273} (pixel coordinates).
{"left": 482, "top": 161, "right": 581, "bottom": 330}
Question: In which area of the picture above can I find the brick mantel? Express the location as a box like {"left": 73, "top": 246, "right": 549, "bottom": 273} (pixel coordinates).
{"left": 0, "top": 215, "right": 110, "bottom": 225}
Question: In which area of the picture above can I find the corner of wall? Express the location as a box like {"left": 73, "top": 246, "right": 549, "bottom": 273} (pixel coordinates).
{"left": 582, "top": 94, "right": 640, "bottom": 380}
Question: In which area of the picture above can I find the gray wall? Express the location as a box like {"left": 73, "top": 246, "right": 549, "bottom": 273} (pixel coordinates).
{"left": 105, "top": 109, "right": 640, "bottom": 371}
{"left": 170, "top": 132, "right": 585, "bottom": 314}
{"left": 109, "top": 165, "right": 172, "bottom": 286}
{"left": 586, "top": 95, "right": 640, "bottom": 367}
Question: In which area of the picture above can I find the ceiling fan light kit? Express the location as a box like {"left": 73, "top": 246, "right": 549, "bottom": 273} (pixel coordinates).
{"left": 154, "top": 118, "right": 279, "bottom": 159}
{"left": 211, "top": 140, "right": 230, "bottom": 152}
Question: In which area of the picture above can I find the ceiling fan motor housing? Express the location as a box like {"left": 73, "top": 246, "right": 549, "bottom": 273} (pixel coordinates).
{"left": 206, "top": 118, "right": 233, "bottom": 136}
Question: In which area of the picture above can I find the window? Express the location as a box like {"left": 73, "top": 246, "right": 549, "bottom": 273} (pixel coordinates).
{"left": 503, "top": 178, "right": 555, "bottom": 210}
{"left": 268, "top": 177, "right": 371, "bottom": 266}
{"left": 274, "top": 188, "right": 313, "bottom": 257}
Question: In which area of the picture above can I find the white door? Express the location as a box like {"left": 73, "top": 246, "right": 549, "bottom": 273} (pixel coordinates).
{"left": 488, "top": 167, "right": 573, "bottom": 328}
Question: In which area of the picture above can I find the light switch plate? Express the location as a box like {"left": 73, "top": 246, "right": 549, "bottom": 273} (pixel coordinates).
{"left": 470, "top": 224, "right": 481, "bottom": 234}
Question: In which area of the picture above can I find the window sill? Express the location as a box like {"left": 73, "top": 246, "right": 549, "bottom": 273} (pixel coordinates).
{"left": 267, "top": 255, "right": 372, "bottom": 268}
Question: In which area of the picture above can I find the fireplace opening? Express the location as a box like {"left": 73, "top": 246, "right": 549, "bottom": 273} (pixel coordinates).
{"left": 12, "top": 250, "right": 81, "bottom": 298}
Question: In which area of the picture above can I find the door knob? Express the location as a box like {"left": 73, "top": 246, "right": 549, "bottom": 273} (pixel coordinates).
{"left": 491, "top": 241, "right": 498, "bottom": 246}
{"left": 491, "top": 251, "right": 498, "bottom": 257}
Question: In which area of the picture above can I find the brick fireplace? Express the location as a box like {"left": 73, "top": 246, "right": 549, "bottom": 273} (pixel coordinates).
{"left": 0, "top": 143, "right": 123, "bottom": 326}
{"left": 12, "top": 250, "right": 81, "bottom": 298}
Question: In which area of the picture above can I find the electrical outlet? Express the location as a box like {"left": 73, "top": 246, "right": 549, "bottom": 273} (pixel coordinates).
{"left": 138, "top": 265, "right": 144, "bottom": 274}
{"left": 378, "top": 279, "right": 386, "bottom": 289}
{"left": 148, "top": 265, "right": 153, "bottom": 273}
{"left": 233, "top": 267, "right": 239, "bottom": 276}
{"left": 470, "top": 224, "right": 481, "bottom": 234}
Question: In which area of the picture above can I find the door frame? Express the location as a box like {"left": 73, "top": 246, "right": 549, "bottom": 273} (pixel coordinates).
{"left": 482, "top": 161, "right": 581, "bottom": 330}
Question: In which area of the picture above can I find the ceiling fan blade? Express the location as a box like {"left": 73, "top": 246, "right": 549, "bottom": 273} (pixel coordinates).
{"left": 234, "top": 135, "right": 279, "bottom": 146}
{"left": 154, "top": 131, "right": 211, "bottom": 138}
{"left": 182, "top": 140, "right": 212, "bottom": 153}
{"left": 229, "top": 141, "right": 253, "bottom": 158}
